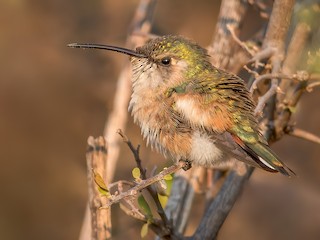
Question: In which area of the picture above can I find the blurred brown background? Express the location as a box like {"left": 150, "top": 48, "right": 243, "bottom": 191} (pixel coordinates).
{"left": 0, "top": 0, "right": 319, "bottom": 239}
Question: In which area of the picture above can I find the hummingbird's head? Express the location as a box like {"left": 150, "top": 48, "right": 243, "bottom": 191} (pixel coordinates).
{"left": 134, "top": 36, "right": 212, "bottom": 75}
{"left": 68, "top": 35, "right": 213, "bottom": 89}
{"left": 129, "top": 36, "right": 213, "bottom": 89}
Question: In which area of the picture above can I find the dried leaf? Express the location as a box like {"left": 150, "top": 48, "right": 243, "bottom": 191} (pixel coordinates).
{"left": 93, "top": 170, "right": 110, "bottom": 197}
{"left": 288, "top": 106, "right": 297, "bottom": 113}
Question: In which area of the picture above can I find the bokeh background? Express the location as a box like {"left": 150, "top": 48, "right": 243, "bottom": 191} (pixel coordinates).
{"left": 1, "top": 0, "right": 319, "bottom": 239}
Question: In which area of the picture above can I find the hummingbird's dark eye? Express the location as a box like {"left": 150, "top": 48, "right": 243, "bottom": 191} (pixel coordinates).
{"left": 161, "top": 57, "right": 171, "bottom": 65}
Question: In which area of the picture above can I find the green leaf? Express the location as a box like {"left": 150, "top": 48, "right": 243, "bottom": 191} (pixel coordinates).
{"left": 163, "top": 174, "right": 173, "bottom": 181}
{"left": 158, "top": 194, "right": 169, "bottom": 208}
{"left": 140, "top": 222, "right": 149, "bottom": 238}
{"left": 132, "top": 167, "right": 141, "bottom": 180}
{"left": 93, "top": 170, "right": 110, "bottom": 197}
{"left": 138, "top": 195, "right": 153, "bottom": 219}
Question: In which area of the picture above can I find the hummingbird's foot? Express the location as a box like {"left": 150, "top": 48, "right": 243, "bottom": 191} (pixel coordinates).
{"left": 179, "top": 159, "right": 192, "bottom": 171}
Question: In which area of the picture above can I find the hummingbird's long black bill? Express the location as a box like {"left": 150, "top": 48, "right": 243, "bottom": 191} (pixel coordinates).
{"left": 67, "top": 43, "right": 146, "bottom": 58}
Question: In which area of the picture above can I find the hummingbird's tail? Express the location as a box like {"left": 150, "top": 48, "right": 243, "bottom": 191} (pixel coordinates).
{"left": 245, "top": 142, "right": 296, "bottom": 177}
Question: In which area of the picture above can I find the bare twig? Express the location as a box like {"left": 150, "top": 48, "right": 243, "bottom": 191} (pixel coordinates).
{"left": 249, "top": 47, "right": 275, "bottom": 68}
{"left": 285, "top": 127, "right": 320, "bottom": 145}
{"left": 107, "top": 180, "right": 135, "bottom": 190}
{"left": 85, "top": 136, "right": 112, "bottom": 240}
{"left": 250, "top": 73, "right": 293, "bottom": 92}
{"left": 306, "top": 80, "right": 320, "bottom": 92}
{"left": 227, "top": 24, "right": 256, "bottom": 57}
{"left": 117, "top": 129, "right": 146, "bottom": 177}
{"left": 120, "top": 199, "right": 147, "bottom": 221}
{"left": 254, "top": 83, "right": 279, "bottom": 115}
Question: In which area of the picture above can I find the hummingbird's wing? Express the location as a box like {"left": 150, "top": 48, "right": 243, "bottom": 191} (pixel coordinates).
{"left": 171, "top": 68, "right": 295, "bottom": 176}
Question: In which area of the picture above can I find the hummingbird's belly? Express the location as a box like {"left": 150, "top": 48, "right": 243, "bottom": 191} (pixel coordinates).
{"left": 189, "top": 131, "right": 223, "bottom": 166}
{"left": 158, "top": 130, "right": 224, "bottom": 166}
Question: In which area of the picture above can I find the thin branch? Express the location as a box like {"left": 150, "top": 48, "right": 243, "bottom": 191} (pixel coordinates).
{"left": 107, "top": 180, "right": 135, "bottom": 190}
{"left": 102, "top": 162, "right": 185, "bottom": 208}
{"left": 250, "top": 71, "right": 316, "bottom": 92}
{"left": 306, "top": 80, "right": 320, "bottom": 92}
{"left": 248, "top": 47, "right": 275, "bottom": 68}
{"left": 285, "top": 127, "right": 320, "bottom": 145}
{"left": 251, "top": 70, "right": 315, "bottom": 115}
{"left": 117, "top": 129, "right": 146, "bottom": 177}
{"left": 227, "top": 24, "right": 256, "bottom": 57}
{"left": 250, "top": 73, "right": 291, "bottom": 92}
{"left": 120, "top": 199, "right": 147, "bottom": 221}
{"left": 255, "top": 82, "right": 279, "bottom": 115}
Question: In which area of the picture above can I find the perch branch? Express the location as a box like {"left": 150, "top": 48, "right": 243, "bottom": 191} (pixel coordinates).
{"left": 102, "top": 162, "right": 184, "bottom": 208}
{"left": 117, "top": 129, "right": 172, "bottom": 233}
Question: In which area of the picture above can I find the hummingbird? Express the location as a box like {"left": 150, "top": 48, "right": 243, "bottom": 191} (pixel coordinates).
{"left": 68, "top": 35, "right": 295, "bottom": 176}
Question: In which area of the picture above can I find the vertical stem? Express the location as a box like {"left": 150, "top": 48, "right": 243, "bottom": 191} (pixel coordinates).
{"left": 103, "top": 0, "right": 157, "bottom": 183}
{"left": 86, "top": 137, "right": 111, "bottom": 240}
